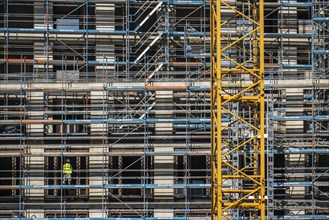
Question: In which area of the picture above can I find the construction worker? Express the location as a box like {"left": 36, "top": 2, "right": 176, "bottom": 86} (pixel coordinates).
{"left": 63, "top": 159, "right": 73, "bottom": 185}
{"left": 186, "top": 45, "right": 192, "bottom": 55}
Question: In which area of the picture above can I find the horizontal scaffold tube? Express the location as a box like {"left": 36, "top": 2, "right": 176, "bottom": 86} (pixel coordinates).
{"left": 4, "top": 115, "right": 329, "bottom": 125}
{"left": 15, "top": 118, "right": 212, "bottom": 124}
{"left": 1, "top": 80, "right": 327, "bottom": 92}
{"left": 0, "top": 0, "right": 203, "bottom": 4}
{"left": 271, "top": 115, "right": 329, "bottom": 121}
{"left": 272, "top": 181, "right": 327, "bottom": 187}
{"left": 0, "top": 28, "right": 206, "bottom": 36}
{"left": 272, "top": 215, "right": 329, "bottom": 219}
{"left": 282, "top": 64, "right": 312, "bottom": 69}
{"left": 1, "top": 59, "right": 211, "bottom": 67}
{"left": 281, "top": 1, "right": 313, "bottom": 7}
{"left": 264, "top": 33, "right": 312, "bottom": 38}
{"left": 271, "top": 149, "right": 329, "bottom": 154}
{"left": 313, "top": 17, "right": 329, "bottom": 22}
{"left": 4, "top": 216, "right": 329, "bottom": 220}
{"left": 0, "top": 151, "right": 210, "bottom": 157}
{"left": 1, "top": 149, "right": 328, "bottom": 157}
{"left": 3, "top": 182, "right": 325, "bottom": 190}
{"left": 246, "top": 149, "right": 329, "bottom": 154}
{"left": 5, "top": 183, "right": 211, "bottom": 189}
{"left": 104, "top": 84, "right": 270, "bottom": 91}
{"left": 1, "top": 218, "right": 190, "bottom": 220}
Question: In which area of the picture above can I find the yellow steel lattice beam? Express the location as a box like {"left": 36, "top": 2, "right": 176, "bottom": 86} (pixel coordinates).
{"left": 211, "top": 0, "right": 265, "bottom": 219}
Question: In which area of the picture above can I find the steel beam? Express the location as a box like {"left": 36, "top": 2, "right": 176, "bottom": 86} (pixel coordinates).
{"left": 211, "top": 0, "right": 265, "bottom": 219}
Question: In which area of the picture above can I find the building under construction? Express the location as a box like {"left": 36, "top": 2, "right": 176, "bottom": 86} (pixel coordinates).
{"left": 0, "top": 0, "right": 328, "bottom": 219}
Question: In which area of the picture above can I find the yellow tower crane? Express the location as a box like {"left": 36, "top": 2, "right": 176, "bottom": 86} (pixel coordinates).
{"left": 210, "top": 0, "right": 265, "bottom": 219}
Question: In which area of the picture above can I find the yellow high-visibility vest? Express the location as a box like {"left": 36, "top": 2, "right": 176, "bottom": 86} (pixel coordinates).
{"left": 63, "top": 163, "right": 72, "bottom": 174}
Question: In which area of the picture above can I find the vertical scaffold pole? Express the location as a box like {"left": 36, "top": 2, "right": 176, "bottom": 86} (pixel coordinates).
{"left": 211, "top": 0, "right": 265, "bottom": 219}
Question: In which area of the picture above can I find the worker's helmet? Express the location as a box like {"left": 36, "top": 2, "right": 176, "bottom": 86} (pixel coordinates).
{"left": 66, "top": 159, "right": 70, "bottom": 163}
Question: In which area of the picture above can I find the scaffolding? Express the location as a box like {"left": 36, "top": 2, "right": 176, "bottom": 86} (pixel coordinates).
{"left": 0, "top": 0, "right": 328, "bottom": 219}
{"left": 0, "top": 1, "right": 211, "bottom": 218}
{"left": 266, "top": 0, "right": 329, "bottom": 219}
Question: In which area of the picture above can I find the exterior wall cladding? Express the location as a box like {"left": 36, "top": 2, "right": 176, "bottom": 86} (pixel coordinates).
{"left": 0, "top": 0, "right": 328, "bottom": 219}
